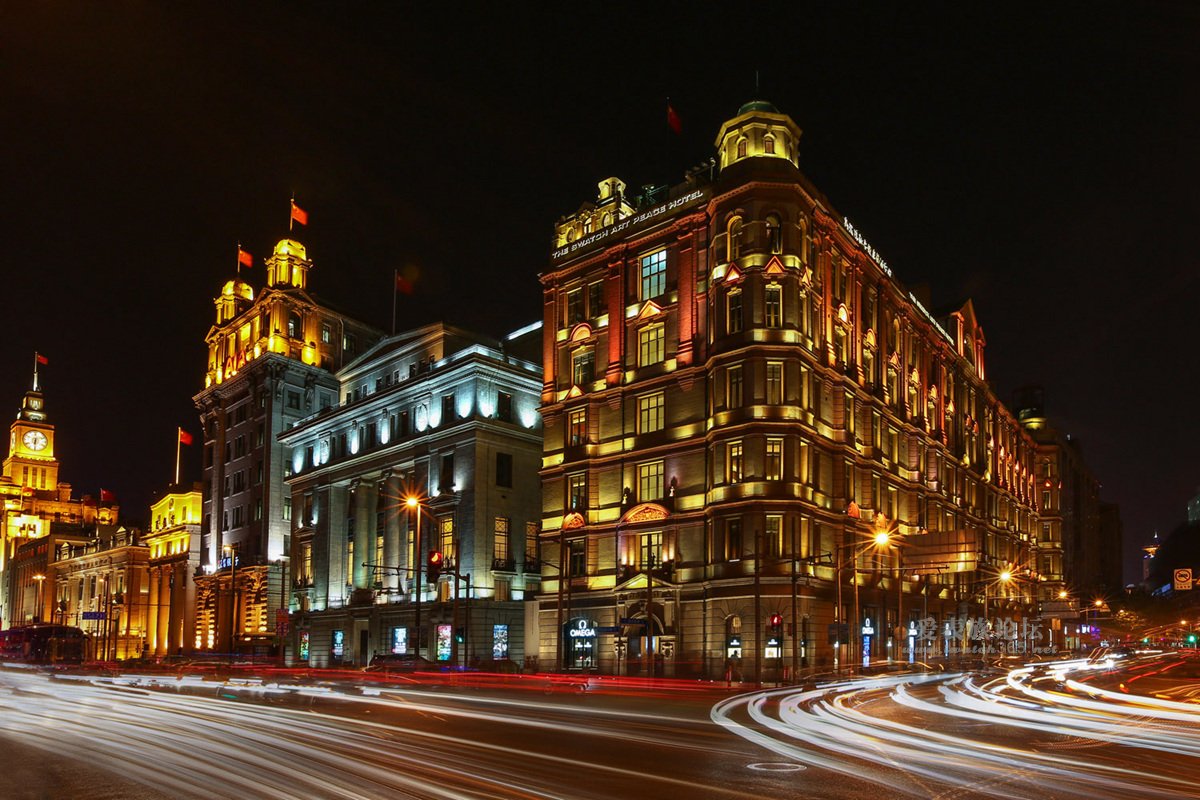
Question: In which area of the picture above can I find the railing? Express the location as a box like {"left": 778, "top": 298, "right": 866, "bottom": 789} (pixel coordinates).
{"left": 492, "top": 558, "right": 516, "bottom": 572}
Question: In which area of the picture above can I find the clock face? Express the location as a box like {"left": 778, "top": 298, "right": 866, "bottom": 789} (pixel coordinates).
{"left": 22, "top": 430, "right": 48, "bottom": 452}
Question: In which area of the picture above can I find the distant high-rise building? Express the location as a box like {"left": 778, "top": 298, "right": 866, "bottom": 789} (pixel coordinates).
{"left": 193, "top": 238, "right": 382, "bottom": 654}
{"left": 1014, "top": 387, "right": 1120, "bottom": 598}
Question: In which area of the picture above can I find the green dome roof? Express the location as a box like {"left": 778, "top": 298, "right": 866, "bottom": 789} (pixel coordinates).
{"left": 737, "top": 99, "right": 779, "bottom": 114}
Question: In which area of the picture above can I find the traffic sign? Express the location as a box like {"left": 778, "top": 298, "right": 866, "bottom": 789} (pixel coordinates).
{"left": 595, "top": 626, "right": 620, "bottom": 634}
{"left": 81, "top": 611, "right": 106, "bottom": 621}
{"left": 619, "top": 617, "right": 647, "bottom": 626}
{"left": 1175, "top": 568, "right": 1193, "bottom": 591}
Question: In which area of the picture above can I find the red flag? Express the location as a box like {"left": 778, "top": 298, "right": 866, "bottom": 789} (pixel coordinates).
{"left": 178, "top": 428, "right": 194, "bottom": 446}
{"left": 100, "top": 489, "right": 116, "bottom": 503}
{"left": 667, "top": 103, "right": 682, "bottom": 135}
{"left": 238, "top": 247, "right": 253, "bottom": 268}
{"left": 290, "top": 201, "right": 308, "bottom": 226}
{"left": 396, "top": 273, "right": 414, "bottom": 295}
{"left": 35, "top": 353, "right": 48, "bottom": 365}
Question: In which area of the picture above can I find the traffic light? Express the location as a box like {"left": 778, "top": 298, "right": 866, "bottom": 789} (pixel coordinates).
{"left": 769, "top": 613, "right": 783, "bottom": 636}
{"left": 1188, "top": 634, "right": 1197, "bottom": 645}
{"left": 426, "top": 550, "right": 443, "bottom": 582}
{"left": 454, "top": 627, "right": 465, "bottom": 644}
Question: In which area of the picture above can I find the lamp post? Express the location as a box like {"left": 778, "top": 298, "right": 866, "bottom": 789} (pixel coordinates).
{"left": 405, "top": 495, "right": 424, "bottom": 658}
{"left": 982, "top": 569, "right": 1013, "bottom": 662}
{"left": 32, "top": 573, "right": 45, "bottom": 624}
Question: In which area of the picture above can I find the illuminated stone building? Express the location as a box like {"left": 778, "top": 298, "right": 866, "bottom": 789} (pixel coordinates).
{"left": 52, "top": 525, "right": 148, "bottom": 660}
{"left": 281, "top": 322, "right": 542, "bottom": 668}
{"left": 536, "top": 101, "right": 1040, "bottom": 678}
{"left": 142, "top": 484, "right": 203, "bottom": 655}
{"left": 0, "top": 370, "right": 119, "bottom": 627}
{"left": 1015, "top": 387, "right": 1120, "bottom": 599}
{"left": 193, "top": 238, "right": 382, "bottom": 654}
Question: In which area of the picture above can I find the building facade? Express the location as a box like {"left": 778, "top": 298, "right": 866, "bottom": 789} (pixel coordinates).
{"left": 536, "top": 101, "right": 1041, "bottom": 679}
{"left": 281, "top": 322, "right": 543, "bottom": 668}
{"left": 1, "top": 370, "right": 119, "bottom": 627}
{"left": 143, "top": 484, "right": 203, "bottom": 656}
{"left": 193, "top": 238, "right": 382, "bottom": 654}
{"left": 52, "top": 525, "right": 148, "bottom": 660}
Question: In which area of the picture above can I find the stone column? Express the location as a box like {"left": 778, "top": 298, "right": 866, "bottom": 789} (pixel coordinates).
{"left": 159, "top": 566, "right": 171, "bottom": 654}
{"left": 383, "top": 472, "right": 401, "bottom": 591}
{"left": 146, "top": 566, "right": 160, "bottom": 656}
{"left": 353, "top": 481, "right": 375, "bottom": 589}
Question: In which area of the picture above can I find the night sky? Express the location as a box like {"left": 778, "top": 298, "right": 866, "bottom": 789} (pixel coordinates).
{"left": 4, "top": 4, "right": 1196, "bottom": 581}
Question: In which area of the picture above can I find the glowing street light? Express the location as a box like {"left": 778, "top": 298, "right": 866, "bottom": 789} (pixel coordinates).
{"left": 32, "top": 573, "right": 46, "bottom": 623}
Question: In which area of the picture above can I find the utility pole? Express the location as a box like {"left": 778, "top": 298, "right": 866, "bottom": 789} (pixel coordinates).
{"left": 753, "top": 529, "right": 762, "bottom": 687}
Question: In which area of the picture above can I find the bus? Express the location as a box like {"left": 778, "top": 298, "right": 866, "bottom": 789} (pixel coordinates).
{"left": 0, "top": 624, "right": 87, "bottom": 664}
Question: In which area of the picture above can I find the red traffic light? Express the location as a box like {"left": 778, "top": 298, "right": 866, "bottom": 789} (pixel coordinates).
{"left": 769, "top": 613, "right": 783, "bottom": 627}
{"left": 428, "top": 551, "right": 443, "bottom": 565}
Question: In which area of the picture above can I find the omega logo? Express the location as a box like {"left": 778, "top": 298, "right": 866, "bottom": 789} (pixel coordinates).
{"left": 569, "top": 619, "right": 596, "bottom": 638}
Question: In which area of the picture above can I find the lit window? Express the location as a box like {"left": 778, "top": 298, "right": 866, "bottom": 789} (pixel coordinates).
{"left": 765, "top": 515, "right": 783, "bottom": 556}
{"left": 571, "top": 349, "right": 594, "bottom": 386}
{"left": 638, "top": 323, "right": 665, "bottom": 366}
{"left": 566, "top": 289, "right": 584, "bottom": 326}
{"left": 763, "top": 135, "right": 775, "bottom": 154}
{"left": 766, "top": 361, "right": 784, "bottom": 405}
{"left": 736, "top": 138, "right": 747, "bottom": 159}
{"left": 638, "top": 392, "right": 665, "bottom": 434}
{"left": 640, "top": 251, "right": 666, "bottom": 300}
{"left": 727, "top": 288, "right": 743, "bottom": 333}
{"left": 765, "top": 283, "right": 782, "bottom": 327}
{"left": 637, "top": 461, "right": 664, "bottom": 503}
{"left": 727, "top": 441, "right": 744, "bottom": 483}
{"left": 568, "top": 473, "right": 587, "bottom": 510}
{"left": 727, "top": 217, "right": 743, "bottom": 261}
{"left": 766, "top": 438, "right": 783, "bottom": 480}
{"left": 639, "top": 532, "right": 663, "bottom": 569}
{"left": 439, "top": 515, "right": 455, "bottom": 562}
{"left": 494, "top": 517, "right": 510, "bottom": 561}
{"left": 567, "top": 408, "right": 587, "bottom": 446}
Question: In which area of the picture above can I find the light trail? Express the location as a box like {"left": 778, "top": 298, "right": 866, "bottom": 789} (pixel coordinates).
{"left": 712, "top": 655, "right": 1200, "bottom": 799}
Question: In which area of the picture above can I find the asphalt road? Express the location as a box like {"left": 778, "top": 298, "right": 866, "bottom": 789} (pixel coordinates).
{"left": 0, "top": 654, "right": 1197, "bottom": 799}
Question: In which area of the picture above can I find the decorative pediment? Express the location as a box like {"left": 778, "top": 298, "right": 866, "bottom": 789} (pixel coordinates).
{"left": 724, "top": 265, "right": 743, "bottom": 284}
{"left": 763, "top": 256, "right": 786, "bottom": 276}
{"left": 636, "top": 301, "right": 665, "bottom": 321}
{"left": 864, "top": 328, "right": 877, "bottom": 350}
{"left": 562, "top": 511, "right": 586, "bottom": 530}
{"left": 566, "top": 385, "right": 583, "bottom": 399}
{"left": 836, "top": 303, "right": 851, "bottom": 328}
{"left": 620, "top": 502, "right": 670, "bottom": 524}
{"left": 569, "top": 323, "right": 594, "bottom": 343}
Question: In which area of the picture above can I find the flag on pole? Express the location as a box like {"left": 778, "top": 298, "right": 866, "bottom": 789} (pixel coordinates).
{"left": 667, "top": 102, "right": 682, "bottom": 135}
{"left": 100, "top": 489, "right": 116, "bottom": 503}
{"left": 290, "top": 201, "right": 308, "bottom": 226}
{"left": 178, "top": 428, "right": 194, "bottom": 446}
{"left": 35, "top": 353, "right": 48, "bottom": 365}
{"left": 238, "top": 247, "right": 253, "bottom": 268}
{"left": 395, "top": 271, "right": 414, "bottom": 295}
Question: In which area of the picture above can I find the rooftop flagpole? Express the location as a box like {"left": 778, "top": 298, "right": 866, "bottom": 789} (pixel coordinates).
{"left": 175, "top": 427, "right": 182, "bottom": 485}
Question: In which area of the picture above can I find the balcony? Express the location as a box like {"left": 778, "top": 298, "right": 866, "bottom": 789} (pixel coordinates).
{"left": 523, "top": 554, "right": 541, "bottom": 573}
{"left": 492, "top": 558, "right": 516, "bottom": 573}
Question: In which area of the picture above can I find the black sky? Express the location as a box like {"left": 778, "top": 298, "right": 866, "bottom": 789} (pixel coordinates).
{"left": 3, "top": 3, "right": 1197, "bottom": 582}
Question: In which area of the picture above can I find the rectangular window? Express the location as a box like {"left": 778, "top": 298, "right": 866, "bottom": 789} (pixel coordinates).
{"left": 440, "top": 453, "right": 454, "bottom": 491}
{"left": 638, "top": 392, "right": 665, "bottom": 434}
{"left": 497, "top": 392, "right": 513, "bottom": 422}
{"left": 567, "top": 539, "right": 586, "bottom": 576}
{"left": 525, "top": 521, "right": 539, "bottom": 560}
{"left": 639, "top": 532, "right": 663, "bottom": 569}
{"left": 766, "top": 361, "right": 783, "bottom": 404}
{"left": 765, "top": 284, "right": 782, "bottom": 328}
{"left": 765, "top": 515, "right": 783, "bottom": 557}
{"left": 727, "top": 441, "right": 744, "bottom": 483}
{"left": 441, "top": 394, "right": 455, "bottom": 424}
{"left": 640, "top": 250, "right": 666, "bottom": 300}
{"left": 638, "top": 323, "right": 665, "bottom": 366}
{"left": 496, "top": 452, "right": 513, "bottom": 488}
{"left": 727, "top": 288, "right": 743, "bottom": 333}
{"left": 567, "top": 407, "right": 587, "bottom": 446}
{"left": 727, "top": 365, "right": 744, "bottom": 408}
{"left": 567, "top": 473, "right": 587, "bottom": 510}
{"left": 375, "top": 533, "right": 384, "bottom": 568}
{"left": 287, "top": 391, "right": 301, "bottom": 410}
{"left": 282, "top": 495, "right": 292, "bottom": 522}
{"left": 587, "top": 282, "right": 604, "bottom": 320}
{"left": 571, "top": 349, "right": 594, "bottom": 386}
{"left": 566, "top": 289, "right": 584, "bottom": 326}
{"left": 321, "top": 323, "right": 332, "bottom": 344}
{"left": 439, "top": 515, "right": 455, "bottom": 562}
{"left": 725, "top": 518, "right": 742, "bottom": 560}
{"left": 494, "top": 517, "right": 510, "bottom": 561}
{"left": 637, "top": 461, "right": 664, "bottom": 503}
{"left": 766, "top": 438, "right": 783, "bottom": 480}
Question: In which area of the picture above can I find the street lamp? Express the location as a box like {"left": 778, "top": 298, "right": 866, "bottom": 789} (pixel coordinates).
{"left": 32, "top": 574, "right": 45, "bottom": 623}
{"left": 404, "top": 494, "right": 425, "bottom": 658}
{"left": 982, "top": 569, "right": 1014, "bottom": 661}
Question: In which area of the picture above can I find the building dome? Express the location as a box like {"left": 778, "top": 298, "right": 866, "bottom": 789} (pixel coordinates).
{"left": 274, "top": 238, "right": 307, "bottom": 260}
{"left": 220, "top": 279, "right": 254, "bottom": 301}
{"left": 737, "top": 99, "right": 779, "bottom": 115}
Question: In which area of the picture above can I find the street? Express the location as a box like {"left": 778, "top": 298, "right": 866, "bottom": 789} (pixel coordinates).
{"left": 1, "top": 653, "right": 1198, "bottom": 799}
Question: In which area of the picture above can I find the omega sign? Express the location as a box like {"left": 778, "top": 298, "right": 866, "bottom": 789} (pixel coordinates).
{"left": 568, "top": 619, "right": 597, "bottom": 638}
{"left": 551, "top": 188, "right": 709, "bottom": 263}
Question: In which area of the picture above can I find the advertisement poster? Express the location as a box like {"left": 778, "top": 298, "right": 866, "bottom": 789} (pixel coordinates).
{"left": 493, "top": 624, "right": 509, "bottom": 660}
{"left": 391, "top": 627, "right": 407, "bottom": 655}
{"left": 436, "top": 624, "right": 452, "bottom": 661}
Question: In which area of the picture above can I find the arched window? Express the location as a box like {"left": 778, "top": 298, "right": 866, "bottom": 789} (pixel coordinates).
{"left": 765, "top": 213, "right": 782, "bottom": 254}
{"left": 583, "top": 218, "right": 593, "bottom": 234}
{"left": 736, "top": 138, "right": 748, "bottom": 158}
{"left": 727, "top": 216, "right": 743, "bottom": 262}
{"left": 288, "top": 311, "right": 302, "bottom": 339}
{"left": 763, "top": 135, "right": 775, "bottom": 154}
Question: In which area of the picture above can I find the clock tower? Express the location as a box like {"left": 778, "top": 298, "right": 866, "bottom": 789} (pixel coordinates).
{"left": 4, "top": 377, "right": 58, "bottom": 493}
